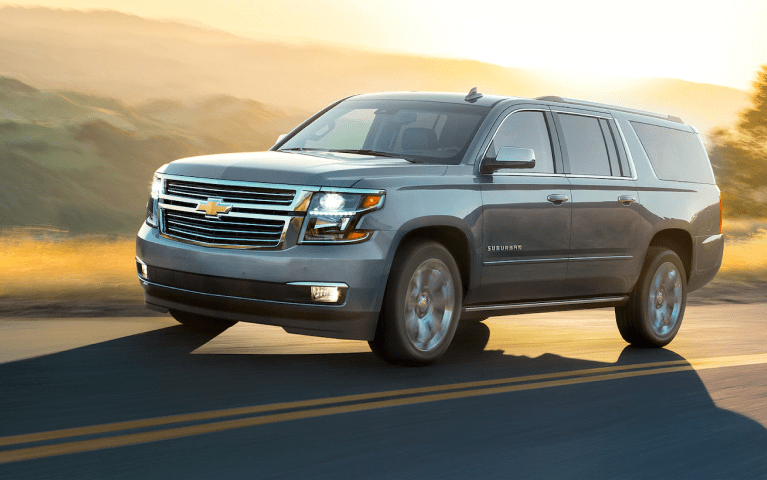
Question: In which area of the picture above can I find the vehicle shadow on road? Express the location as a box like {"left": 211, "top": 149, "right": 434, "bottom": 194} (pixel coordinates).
{"left": 1, "top": 321, "right": 766, "bottom": 478}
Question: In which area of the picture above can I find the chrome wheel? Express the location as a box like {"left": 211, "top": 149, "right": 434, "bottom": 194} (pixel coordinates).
{"left": 646, "top": 261, "right": 683, "bottom": 338}
{"left": 369, "top": 240, "right": 462, "bottom": 365}
{"left": 403, "top": 258, "right": 456, "bottom": 352}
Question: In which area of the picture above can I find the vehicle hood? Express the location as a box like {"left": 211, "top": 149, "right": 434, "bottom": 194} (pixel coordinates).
{"left": 161, "top": 151, "right": 447, "bottom": 188}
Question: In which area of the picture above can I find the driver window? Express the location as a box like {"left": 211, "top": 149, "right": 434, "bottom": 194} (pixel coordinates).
{"left": 487, "top": 111, "right": 555, "bottom": 173}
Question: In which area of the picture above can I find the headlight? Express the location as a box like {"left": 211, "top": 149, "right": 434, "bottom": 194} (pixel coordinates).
{"left": 146, "top": 174, "right": 163, "bottom": 227}
{"left": 300, "top": 191, "right": 385, "bottom": 243}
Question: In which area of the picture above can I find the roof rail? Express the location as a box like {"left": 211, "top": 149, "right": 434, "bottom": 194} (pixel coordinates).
{"left": 535, "top": 96, "right": 683, "bottom": 124}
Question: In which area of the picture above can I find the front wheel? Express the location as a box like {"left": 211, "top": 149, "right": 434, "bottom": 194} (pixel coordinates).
{"left": 369, "top": 240, "right": 462, "bottom": 366}
{"left": 615, "top": 247, "right": 687, "bottom": 347}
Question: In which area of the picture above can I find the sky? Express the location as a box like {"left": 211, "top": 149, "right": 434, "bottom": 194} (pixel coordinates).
{"left": 4, "top": 0, "right": 767, "bottom": 91}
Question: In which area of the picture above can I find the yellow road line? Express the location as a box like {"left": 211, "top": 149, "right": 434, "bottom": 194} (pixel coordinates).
{"left": 0, "top": 359, "right": 692, "bottom": 447}
{"left": 1, "top": 352, "right": 766, "bottom": 464}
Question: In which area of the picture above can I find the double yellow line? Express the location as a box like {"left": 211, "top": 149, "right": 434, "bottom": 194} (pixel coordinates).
{"left": 2, "top": 353, "right": 766, "bottom": 464}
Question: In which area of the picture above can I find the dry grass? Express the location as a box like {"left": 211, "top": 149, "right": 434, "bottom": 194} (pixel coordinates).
{"left": 0, "top": 233, "right": 142, "bottom": 301}
{"left": 0, "top": 227, "right": 764, "bottom": 302}
{"left": 718, "top": 228, "right": 767, "bottom": 281}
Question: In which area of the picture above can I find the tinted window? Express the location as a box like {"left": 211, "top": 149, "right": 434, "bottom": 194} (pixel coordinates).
{"left": 631, "top": 122, "right": 715, "bottom": 184}
{"left": 487, "top": 111, "right": 555, "bottom": 173}
{"left": 558, "top": 114, "right": 612, "bottom": 176}
{"left": 280, "top": 99, "right": 491, "bottom": 165}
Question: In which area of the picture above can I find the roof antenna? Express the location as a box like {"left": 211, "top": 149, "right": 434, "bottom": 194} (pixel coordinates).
{"left": 465, "top": 87, "right": 483, "bottom": 102}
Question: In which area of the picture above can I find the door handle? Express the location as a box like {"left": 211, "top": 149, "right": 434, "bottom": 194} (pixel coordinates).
{"left": 618, "top": 195, "right": 636, "bottom": 205}
{"left": 547, "top": 194, "right": 569, "bottom": 205}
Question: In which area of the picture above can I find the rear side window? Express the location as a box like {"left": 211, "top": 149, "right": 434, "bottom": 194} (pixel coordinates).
{"left": 558, "top": 114, "right": 611, "bottom": 176}
{"left": 631, "top": 122, "right": 715, "bottom": 184}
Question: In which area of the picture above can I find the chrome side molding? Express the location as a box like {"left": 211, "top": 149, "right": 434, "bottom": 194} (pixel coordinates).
{"left": 463, "top": 296, "right": 629, "bottom": 313}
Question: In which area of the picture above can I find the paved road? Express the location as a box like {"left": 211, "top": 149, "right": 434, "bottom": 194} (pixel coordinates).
{"left": 1, "top": 304, "right": 766, "bottom": 479}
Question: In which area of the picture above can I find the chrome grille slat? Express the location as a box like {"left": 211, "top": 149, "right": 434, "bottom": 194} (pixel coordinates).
{"left": 167, "top": 183, "right": 295, "bottom": 198}
{"left": 165, "top": 179, "right": 296, "bottom": 206}
{"left": 167, "top": 218, "right": 284, "bottom": 235}
{"left": 166, "top": 191, "right": 294, "bottom": 205}
{"left": 165, "top": 211, "right": 284, "bottom": 229}
{"left": 165, "top": 226, "right": 279, "bottom": 244}
{"left": 159, "top": 177, "right": 299, "bottom": 249}
{"left": 160, "top": 201, "right": 292, "bottom": 220}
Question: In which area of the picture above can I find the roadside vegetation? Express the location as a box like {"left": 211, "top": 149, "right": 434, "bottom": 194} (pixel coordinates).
{"left": 709, "top": 65, "right": 767, "bottom": 219}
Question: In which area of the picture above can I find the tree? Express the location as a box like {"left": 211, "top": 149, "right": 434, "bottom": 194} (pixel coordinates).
{"left": 737, "top": 65, "right": 767, "bottom": 137}
{"left": 708, "top": 65, "right": 767, "bottom": 218}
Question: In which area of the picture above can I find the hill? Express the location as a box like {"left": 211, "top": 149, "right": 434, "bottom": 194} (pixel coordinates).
{"left": 0, "top": 78, "right": 302, "bottom": 232}
{"left": 0, "top": 6, "right": 749, "bottom": 136}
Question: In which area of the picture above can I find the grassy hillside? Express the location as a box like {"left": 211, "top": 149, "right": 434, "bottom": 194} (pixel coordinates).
{"left": 0, "top": 6, "right": 748, "bottom": 136}
{"left": 0, "top": 77, "right": 304, "bottom": 233}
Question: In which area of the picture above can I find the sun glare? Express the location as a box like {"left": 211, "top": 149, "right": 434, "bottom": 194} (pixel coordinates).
{"left": 3, "top": 0, "right": 767, "bottom": 90}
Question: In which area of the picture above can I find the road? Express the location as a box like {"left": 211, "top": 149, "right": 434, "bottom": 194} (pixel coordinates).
{"left": 1, "top": 303, "right": 766, "bottom": 479}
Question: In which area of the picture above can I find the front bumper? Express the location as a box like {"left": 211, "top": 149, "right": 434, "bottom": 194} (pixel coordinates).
{"left": 136, "top": 223, "right": 394, "bottom": 340}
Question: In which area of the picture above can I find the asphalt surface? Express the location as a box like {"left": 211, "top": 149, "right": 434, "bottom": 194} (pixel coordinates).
{"left": 1, "top": 303, "right": 766, "bottom": 479}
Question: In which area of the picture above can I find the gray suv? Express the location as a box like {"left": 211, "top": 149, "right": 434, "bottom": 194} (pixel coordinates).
{"left": 136, "top": 89, "right": 723, "bottom": 365}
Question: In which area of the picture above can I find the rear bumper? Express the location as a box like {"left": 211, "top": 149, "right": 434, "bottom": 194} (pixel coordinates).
{"left": 136, "top": 223, "right": 393, "bottom": 340}
{"left": 689, "top": 233, "right": 724, "bottom": 292}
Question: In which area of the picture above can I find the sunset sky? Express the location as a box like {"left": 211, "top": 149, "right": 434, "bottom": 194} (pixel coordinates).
{"left": 4, "top": 0, "right": 767, "bottom": 91}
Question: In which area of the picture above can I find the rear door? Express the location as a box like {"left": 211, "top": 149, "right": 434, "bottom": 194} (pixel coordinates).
{"left": 476, "top": 107, "right": 572, "bottom": 303}
{"left": 551, "top": 107, "right": 643, "bottom": 296}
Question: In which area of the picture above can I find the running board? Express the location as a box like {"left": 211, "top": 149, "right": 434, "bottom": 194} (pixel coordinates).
{"left": 462, "top": 296, "right": 629, "bottom": 318}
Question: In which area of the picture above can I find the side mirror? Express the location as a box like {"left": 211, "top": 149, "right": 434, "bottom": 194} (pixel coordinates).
{"left": 480, "top": 146, "right": 536, "bottom": 174}
{"left": 276, "top": 134, "right": 287, "bottom": 143}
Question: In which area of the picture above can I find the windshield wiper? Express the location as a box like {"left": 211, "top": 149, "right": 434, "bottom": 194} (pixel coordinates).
{"left": 326, "top": 149, "right": 421, "bottom": 163}
{"left": 279, "top": 147, "right": 325, "bottom": 152}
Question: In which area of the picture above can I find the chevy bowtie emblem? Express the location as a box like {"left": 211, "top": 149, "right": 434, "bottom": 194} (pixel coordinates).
{"left": 196, "top": 199, "right": 232, "bottom": 217}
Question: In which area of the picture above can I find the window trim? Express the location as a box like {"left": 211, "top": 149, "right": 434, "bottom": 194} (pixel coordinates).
{"left": 478, "top": 107, "right": 563, "bottom": 177}
{"left": 599, "top": 118, "right": 621, "bottom": 176}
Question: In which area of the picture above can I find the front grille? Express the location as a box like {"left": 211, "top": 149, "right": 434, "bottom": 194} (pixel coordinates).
{"left": 158, "top": 176, "right": 306, "bottom": 249}
{"left": 163, "top": 210, "right": 286, "bottom": 248}
{"left": 166, "top": 179, "right": 296, "bottom": 206}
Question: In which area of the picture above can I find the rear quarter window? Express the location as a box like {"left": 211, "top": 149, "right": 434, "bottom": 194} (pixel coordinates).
{"left": 631, "top": 122, "right": 715, "bottom": 184}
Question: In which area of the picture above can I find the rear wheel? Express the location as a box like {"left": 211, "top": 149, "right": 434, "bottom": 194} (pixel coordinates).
{"left": 170, "top": 310, "right": 237, "bottom": 332}
{"left": 615, "top": 247, "right": 686, "bottom": 347}
{"left": 369, "top": 240, "right": 462, "bottom": 366}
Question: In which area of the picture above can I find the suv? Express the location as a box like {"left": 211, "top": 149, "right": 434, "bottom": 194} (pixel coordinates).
{"left": 136, "top": 89, "right": 723, "bottom": 365}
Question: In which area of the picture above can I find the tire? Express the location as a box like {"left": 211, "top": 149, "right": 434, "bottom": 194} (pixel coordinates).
{"left": 368, "top": 240, "right": 462, "bottom": 365}
{"left": 170, "top": 310, "right": 237, "bottom": 332}
{"left": 615, "top": 247, "right": 687, "bottom": 347}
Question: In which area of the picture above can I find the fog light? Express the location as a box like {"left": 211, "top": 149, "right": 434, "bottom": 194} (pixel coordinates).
{"left": 136, "top": 257, "right": 148, "bottom": 280}
{"left": 311, "top": 286, "right": 340, "bottom": 303}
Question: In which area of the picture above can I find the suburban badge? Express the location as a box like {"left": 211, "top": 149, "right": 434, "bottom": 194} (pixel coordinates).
{"left": 488, "top": 245, "right": 523, "bottom": 252}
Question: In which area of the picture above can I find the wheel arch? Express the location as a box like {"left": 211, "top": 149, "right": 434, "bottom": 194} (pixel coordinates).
{"left": 387, "top": 217, "right": 478, "bottom": 298}
{"left": 647, "top": 228, "right": 693, "bottom": 282}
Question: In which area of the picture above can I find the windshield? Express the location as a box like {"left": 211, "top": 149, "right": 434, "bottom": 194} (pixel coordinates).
{"left": 279, "top": 99, "right": 492, "bottom": 165}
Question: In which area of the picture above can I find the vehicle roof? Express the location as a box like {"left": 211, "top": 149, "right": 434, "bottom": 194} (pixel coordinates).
{"left": 347, "top": 91, "right": 689, "bottom": 128}
{"left": 350, "top": 91, "right": 513, "bottom": 108}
